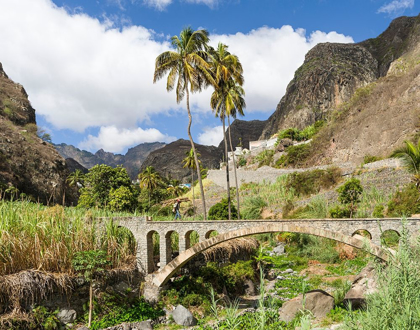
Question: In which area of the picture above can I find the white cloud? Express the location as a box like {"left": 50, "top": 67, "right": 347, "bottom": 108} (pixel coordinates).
{"left": 197, "top": 126, "right": 224, "bottom": 146}
{"left": 184, "top": 0, "right": 219, "bottom": 8}
{"left": 0, "top": 0, "right": 354, "bottom": 150}
{"left": 143, "top": 0, "right": 173, "bottom": 10}
{"left": 79, "top": 126, "right": 176, "bottom": 153}
{"left": 378, "top": 0, "right": 414, "bottom": 14}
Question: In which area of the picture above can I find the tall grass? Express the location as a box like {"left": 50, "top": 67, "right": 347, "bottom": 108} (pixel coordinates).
{"left": 343, "top": 223, "right": 420, "bottom": 330}
{"left": 0, "top": 201, "right": 136, "bottom": 276}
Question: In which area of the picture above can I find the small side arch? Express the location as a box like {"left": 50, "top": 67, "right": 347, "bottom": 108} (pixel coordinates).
{"left": 205, "top": 230, "right": 219, "bottom": 239}
{"left": 153, "top": 224, "right": 391, "bottom": 287}
{"left": 352, "top": 229, "right": 372, "bottom": 240}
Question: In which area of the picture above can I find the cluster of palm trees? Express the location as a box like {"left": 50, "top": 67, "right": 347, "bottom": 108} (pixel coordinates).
{"left": 153, "top": 27, "right": 245, "bottom": 220}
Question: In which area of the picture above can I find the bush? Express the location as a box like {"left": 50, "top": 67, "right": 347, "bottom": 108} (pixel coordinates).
{"left": 363, "top": 155, "right": 381, "bottom": 165}
{"left": 208, "top": 198, "right": 238, "bottom": 220}
{"left": 387, "top": 183, "right": 420, "bottom": 216}
{"left": 242, "top": 196, "right": 268, "bottom": 219}
{"left": 329, "top": 205, "right": 351, "bottom": 218}
{"left": 336, "top": 178, "right": 363, "bottom": 217}
{"left": 275, "top": 144, "right": 311, "bottom": 168}
{"left": 255, "top": 149, "right": 274, "bottom": 167}
{"left": 285, "top": 167, "right": 342, "bottom": 197}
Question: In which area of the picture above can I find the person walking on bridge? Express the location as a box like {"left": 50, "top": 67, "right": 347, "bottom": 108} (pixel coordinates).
{"left": 173, "top": 199, "right": 182, "bottom": 220}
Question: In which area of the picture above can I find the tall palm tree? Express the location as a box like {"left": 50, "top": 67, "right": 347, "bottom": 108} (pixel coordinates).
{"left": 183, "top": 148, "right": 201, "bottom": 215}
{"left": 153, "top": 27, "right": 212, "bottom": 220}
{"left": 138, "top": 166, "right": 162, "bottom": 208}
{"left": 392, "top": 139, "right": 420, "bottom": 190}
{"left": 208, "top": 43, "right": 244, "bottom": 220}
{"left": 226, "top": 83, "right": 246, "bottom": 220}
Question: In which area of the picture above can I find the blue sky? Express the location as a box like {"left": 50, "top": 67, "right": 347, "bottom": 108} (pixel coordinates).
{"left": 0, "top": 0, "right": 418, "bottom": 154}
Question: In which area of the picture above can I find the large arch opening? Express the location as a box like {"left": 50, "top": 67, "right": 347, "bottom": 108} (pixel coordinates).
{"left": 165, "top": 231, "right": 179, "bottom": 263}
{"left": 352, "top": 229, "right": 372, "bottom": 240}
{"left": 381, "top": 229, "right": 400, "bottom": 248}
{"left": 153, "top": 224, "right": 391, "bottom": 287}
{"left": 185, "top": 230, "right": 199, "bottom": 250}
{"left": 146, "top": 230, "right": 160, "bottom": 274}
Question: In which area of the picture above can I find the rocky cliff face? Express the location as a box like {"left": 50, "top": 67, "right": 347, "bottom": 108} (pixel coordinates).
{"left": 260, "top": 14, "right": 420, "bottom": 140}
{"left": 140, "top": 139, "right": 223, "bottom": 182}
{"left": 55, "top": 142, "right": 165, "bottom": 179}
{"left": 0, "top": 63, "right": 77, "bottom": 204}
{"left": 260, "top": 43, "right": 378, "bottom": 139}
{"left": 218, "top": 119, "right": 266, "bottom": 150}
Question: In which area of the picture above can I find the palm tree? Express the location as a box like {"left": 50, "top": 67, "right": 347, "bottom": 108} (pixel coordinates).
{"left": 183, "top": 148, "right": 201, "bottom": 215}
{"left": 208, "top": 43, "right": 244, "bottom": 220}
{"left": 392, "top": 139, "right": 420, "bottom": 190}
{"left": 67, "top": 169, "right": 85, "bottom": 188}
{"left": 138, "top": 166, "right": 162, "bottom": 208}
{"left": 226, "top": 83, "right": 246, "bottom": 220}
{"left": 153, "top": 27, "right": 212, "bottom": 220}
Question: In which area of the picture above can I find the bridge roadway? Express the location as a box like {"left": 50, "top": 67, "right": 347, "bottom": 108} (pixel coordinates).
{"left": 115, "top": 217, "right": 420, "bottom": 287}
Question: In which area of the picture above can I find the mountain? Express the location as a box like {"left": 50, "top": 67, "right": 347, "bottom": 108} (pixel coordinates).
{"left": 0, "top": 63, "right": 77, "bottom": 204}
{"left": 54, "top": 142, "right": 166, "bottom": 179}
{"left": 218, "top": 119, "right": 266, "bottom": 150}
{"left": 260, "top": 14, "right": 420, "bottom": 140}
{"left": 140, "top": 139, "right": 223, "bottom": 182}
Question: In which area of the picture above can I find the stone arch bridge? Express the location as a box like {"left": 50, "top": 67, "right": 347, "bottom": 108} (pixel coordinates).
{"left": 115, "top": 217, "right": 420, "bottom": 287}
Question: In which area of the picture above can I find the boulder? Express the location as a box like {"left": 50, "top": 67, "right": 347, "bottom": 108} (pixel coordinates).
{"left": 272, "top": 244, "right": 285, "bottom": 256}
{"left": 143, "top": 280, "right": 161, "bottom": 305}
{"left": 131, "top": 320, "right": 153, "bottom": 330}
{"left": 344, "top": 264, "right": 377, "bottom": 309}
{"left": 57, "top": 308, "right": 76, "bottom": 324}
{"left": 279, "top": 290, "right": 334, "bottom": 322}
{"left": 171, "top": 305, "right": 197, "bottom": 326}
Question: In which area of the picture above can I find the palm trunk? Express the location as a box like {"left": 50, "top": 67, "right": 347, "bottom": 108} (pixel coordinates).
{"left": 88, "top": 282, "right": 93, "bottom": 328}
{"left": 191, "top": 169, "right": 195, "bottom": 217}
{"left": 223, "top": 115, "right": 231, "bottom": 220}
{"left": 185, "top": 85, "right": 207, "bottom": 220}
{"left": 228, "top": 116, "right": 240, "bottom": 220}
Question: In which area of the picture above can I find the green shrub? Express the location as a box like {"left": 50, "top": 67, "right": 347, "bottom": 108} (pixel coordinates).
{"left": 329, "top": 205, "right": 351, "bottom": 218}
{"left": 275, "top": 144, "right": 311, "bottom": 168}
{"left": 242, "top": 196, "right": 268, "bottom": 219}
{"left": 285, "top": 167, "right": 341, "bottom": 197}
{"left": 208, "top": 198, "right": 238, "bottom": 220}
{"left": 337, "top": 178, "right": 363, "bottom": 217}
{"left": 255, "top": 149, "right": 274, "bottom": 167}
{"left": 372, "top": 204, "right": 384, "bottom": 218}
{"left": 387, "top": 183, "right": 420, "bottom": 216}
{"left": 363, "top": 155, "right": 381, "bottom": 165}
{"left": 238, "top": 156, "right": 247, "bottom": 167}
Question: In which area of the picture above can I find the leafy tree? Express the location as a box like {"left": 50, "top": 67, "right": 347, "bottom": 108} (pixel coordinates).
{"left": 154, "top": 27, "right": 211, "bottom": 219}
{"left": 72, "top": 250, "right": 110, "bottom": 328}
{"left": 108, "top": 186, "right": 137, "bottom": 211}
{"left": 138, "top": 166, "right": 162, "bottom": 208}
{"left": 337, "top": 178, "right": 363, "bottom": 218}
{"left": 78, "top": 165, "right": 135, "bottom": 209}
{"left": 183, "top": 148, "right": 201, "bottom": 215}
{"left": 392, "top": 138, "right": 420, "bottom": 191}
{"left": 208, "top": 43, "right": 244, "bottom": 220}
{"left": 208, "top": 198, "right": 238, "bottom": 220}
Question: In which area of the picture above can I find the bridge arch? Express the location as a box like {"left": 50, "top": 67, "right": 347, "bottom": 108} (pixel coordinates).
{"left": 152, "top": 223, "right": 392, "bottom": 287}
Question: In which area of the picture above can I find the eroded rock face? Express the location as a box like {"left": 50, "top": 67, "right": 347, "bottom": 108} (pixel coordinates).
{"left": 140, "top": 139, "right": 223, "bottom": 182}
{"left": 260, "top": 43, "right": 378, "bottom": 139}
{"left": 171, "top": 305, "right": 197, "bottom": 326}
{"left": 0, "top": 62, "right": 77, "bottom": 204}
